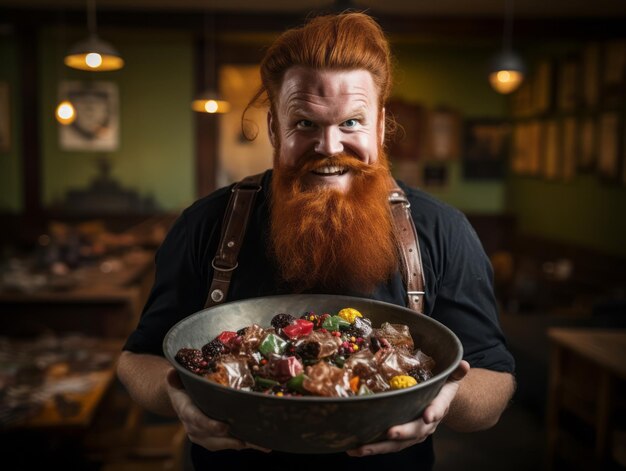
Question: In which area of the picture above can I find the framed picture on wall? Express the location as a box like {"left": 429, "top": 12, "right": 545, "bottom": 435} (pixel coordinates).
{"left": 557, "top": 57, "right": 580, "bottom": 113}
{"left": 582, "top": 43, "right": 600, "bottom": 109}
{"left": 425, "top": 108, "right": 461, "bottom": 161}
{"left": 578, "top": 116, "right": 597, "bottom": 172}
{"left": 386, "top": 98, "right": 426, "bottom": 161}
{"left": 542, "top": 120, "right": 561, "bottom": 181}
{"left": 561, "top": 117, "right": 577, "bottom": 181}
{"left": 462, "top": 118, "right": 510, "bottom": 180}
{"left": 532, "top": 60, "right": 553, "bottom": 115}
{"left": 602, "top": 39, "right": 626, "bottom": 108}
{"left": 59, "top": 81, "right": 119, "bottom": 152}
{"left": 0, "top": 82, "right": 10, "bottom": 153}
{"left": 422, "top": 163, "right": 449, "bottom": 188}
{"left": 597, "top": 112, "right": 621, "bottom": 181}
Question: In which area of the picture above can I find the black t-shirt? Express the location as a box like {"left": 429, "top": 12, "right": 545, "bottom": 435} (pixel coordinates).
{"left": 124, "top": 169, "right": 515, "bottom": 470}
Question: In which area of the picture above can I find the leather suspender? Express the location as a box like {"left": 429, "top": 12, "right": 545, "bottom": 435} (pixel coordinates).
{"left": 204, "top": 173, "right": 264, "bottom": 309}
{"left": 205, "top": 174, "right": 425, "bottom": 314}
{"left": 388, "top": 184, "right": 426, "bottom": 314}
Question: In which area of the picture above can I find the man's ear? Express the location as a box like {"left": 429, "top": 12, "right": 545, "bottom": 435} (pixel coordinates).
{"left": 379, "top": 107, "right": 386, "bottom": 146}
{"left": 267, "top": 110, "right": 276, "bottom": 147}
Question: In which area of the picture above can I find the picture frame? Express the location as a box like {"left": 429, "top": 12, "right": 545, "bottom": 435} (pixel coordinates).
{"left": 581, "top": 42, "right": 600, "bottom": 109}
{"left": 462, "top": 118, "right": 511, "bottom": 180}
{"left": 601, "top": 39, "right": 626, "bottom": 109}
{"left": 422, "top": 163, "right": 449, "bottom": 188}
{"left": 0, "top": 82, "right": 10, "bottom": 153}
{"left": 597, "top": 112, "right": 621, "bottom": 181}
{"left": 59, "top": 80, "right": 119, "bottom": 152}
{"left": 578, "top": 116, "right": 597, "bottom": 172}
{"left": 542, "top": 120, "right": 561, "bottom": 181}
{"left": 557, "top": 57, "right": 579, "bottom": 113}
{"left": 561, "top": 117, "right": 577, "bottom": 181}
{"left": 425, "top": 108, "right": 461, "bottom": 161}
{"left": 386, "top": 98, "right": 427, "bottom": 161}
{"left": 532, "top": 59, "right": 553, "bottom": 115}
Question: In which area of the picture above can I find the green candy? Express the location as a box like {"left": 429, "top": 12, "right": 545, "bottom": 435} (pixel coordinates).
{"left": 322, "top": 315, "right": 351, "bottom": 332}
{"left": 255, "top": 376, "right": 280, "bottom": 390}
{"left": 258, "top": 333, "right": 288, "bottom": 358}
{"left": 286, "top": 373, "right": 307, "bottom": 393}
{"left": 357, "top": 384, "right": 374, "bottom": 396}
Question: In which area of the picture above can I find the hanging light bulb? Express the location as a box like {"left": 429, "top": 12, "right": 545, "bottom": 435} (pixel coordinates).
{"left": 192, "top": 13, "right": 230, "bottom": 114}
{"left": 64, "top": 0, "right": 124, "bottom": 72}
{"left": 55, "top": 99, "right": 76, "bottom": 125}
{"left": 488, "top": 0, "right": 525, "bottom": 94}
{"left": 192, "top": 91, "right": 231, "bottom": 114}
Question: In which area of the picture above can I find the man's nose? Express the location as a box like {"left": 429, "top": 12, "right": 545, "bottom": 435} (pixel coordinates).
{"left": 314, "top": 126, "right": 344, "bottom": 156}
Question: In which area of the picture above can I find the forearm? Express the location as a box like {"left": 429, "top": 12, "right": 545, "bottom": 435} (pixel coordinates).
{"left": 117, "top": 351, "right": 177, "bottom": 417}
{"left": 443, "top": 368, "right": 515, "bottom": 432}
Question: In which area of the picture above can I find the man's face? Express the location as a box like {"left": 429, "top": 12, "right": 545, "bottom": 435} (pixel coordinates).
{"left": 269, "top": 67, "right": 384, "bottom": 193}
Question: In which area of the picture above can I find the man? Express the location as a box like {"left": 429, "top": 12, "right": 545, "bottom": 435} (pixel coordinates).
{"left": 118, "top": 12, "right": 515, "bottom": 470}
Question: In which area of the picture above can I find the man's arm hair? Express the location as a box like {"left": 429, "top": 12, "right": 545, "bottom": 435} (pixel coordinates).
{"left": 443, "top": 367, "right": 516, "bottom": 432}
{"left": 117, "top": 351, "right": 178, "bottom": 417}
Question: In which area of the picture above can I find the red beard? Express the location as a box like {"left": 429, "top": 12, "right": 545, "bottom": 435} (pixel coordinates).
{"left": 270, "top": 152, "right": 398, "bottom": 294}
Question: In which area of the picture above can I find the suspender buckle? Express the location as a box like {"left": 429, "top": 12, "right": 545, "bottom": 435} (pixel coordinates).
{"left": 389, "top": 191, "right": 411, "bottom": 208}
{"left": 211, "top": 257, "right": 239, "bottom": 272}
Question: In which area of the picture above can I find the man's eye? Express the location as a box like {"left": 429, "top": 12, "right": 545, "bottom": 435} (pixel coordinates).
{"left": 296, "top": 120, "right": 314, "bottom": 128}
{"left": 342, "top": 119, "right": 358, "bottom": 128}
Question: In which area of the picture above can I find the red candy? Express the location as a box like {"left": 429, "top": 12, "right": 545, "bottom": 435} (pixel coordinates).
{"left": 217, "top": 331, "right": 238, "bottom": 344}
{"left": 283, "top": 319, "right": 314, "bottom": 339}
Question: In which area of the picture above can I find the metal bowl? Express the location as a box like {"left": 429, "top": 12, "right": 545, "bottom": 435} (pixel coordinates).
{"left": 163, "top": 294, "right": 462, "bottom": 454}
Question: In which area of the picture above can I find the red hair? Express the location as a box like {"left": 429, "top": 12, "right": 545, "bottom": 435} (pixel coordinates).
{"left": 245, "top": 12, "right": 393, "bottom": 138}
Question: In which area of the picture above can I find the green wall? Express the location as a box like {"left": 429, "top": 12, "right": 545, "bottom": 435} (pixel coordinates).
{"left": 507, "top": 42, "right": 626, "bottom": 257}
{"left": 0, "top": 35, "right": 22, "bottom": 212}
{"left": 391, "top": 42, "right": 507, "bottom": 214}
{"left": 40, "top": 27, "right": 195, "bottom": 212}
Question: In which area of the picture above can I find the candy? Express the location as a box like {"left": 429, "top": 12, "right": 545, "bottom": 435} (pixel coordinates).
{"left": 282, "top": 319, "right": 314, "bottom": 339}
{"left": 258, "top": 333, "right": 288, "bottom": 358}
{"left": 338, "top": 307, "right": 363, "bottom": 324}
{"left": 176, "top": 306, "right": 435, "bottom": 397}
{"left": 322, "top": 315, "right": 351, "bottom": 332}
{"left": 389, "top": 375, "right": 418, "bottom": 390}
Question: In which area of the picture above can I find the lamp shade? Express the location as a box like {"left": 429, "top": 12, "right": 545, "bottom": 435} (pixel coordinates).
{"left": 488, "top": 51, "right": 526, "bottom": 94}
{"left": 64, "top": 35, "right": 124, "bottom": 71}
{"left": 191, "top": 89, "right": 230, "bottom": 114}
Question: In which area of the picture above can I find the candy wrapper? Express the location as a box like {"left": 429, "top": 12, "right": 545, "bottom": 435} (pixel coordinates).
{"left": 205, "top": 354, "right": 255, "bottom": 390}
{"left": 303, "top": 361, "right": 351, "bottom": 397}
{"left": 177, "top": 307, "right": 435, "bottom": 397}
{"left": 374, "top": 322, "right": 414, "bottom": 351}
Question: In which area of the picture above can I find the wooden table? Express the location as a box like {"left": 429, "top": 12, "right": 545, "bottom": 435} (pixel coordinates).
{"left": 0, "top": 249, "right": 155, "bottom": 338}
{"left": 9, "top": 339, "right": 124, "bottom": 430}
{"left": 547, "top": 327, "right": 626, "bottom": 467}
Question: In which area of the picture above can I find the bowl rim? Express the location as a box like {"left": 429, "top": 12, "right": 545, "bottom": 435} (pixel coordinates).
{"left": 163, "top": 293, "right": 463, "bottom": 403}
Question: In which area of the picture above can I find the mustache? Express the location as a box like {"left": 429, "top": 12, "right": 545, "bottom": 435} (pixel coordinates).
{"left": 292, "top": 153, "right": 377, "bottom": 176}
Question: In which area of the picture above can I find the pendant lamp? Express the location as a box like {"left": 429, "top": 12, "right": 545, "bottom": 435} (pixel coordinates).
{"left": 488, "top": 0, "right": 525, "bottom": 94}
{"left": 64, "top": 0, "right": 124, "bottom": 72}
{"left": 192, "top": 13, "right": 230, "bottom": 114}
{"left": 55, "top": 11, "right": 75, "bottom": 125}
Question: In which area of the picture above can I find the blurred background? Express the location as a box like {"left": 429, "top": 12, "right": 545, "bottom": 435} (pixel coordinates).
{"left": 0, "top": 0, "right": 625, "bottom": 469}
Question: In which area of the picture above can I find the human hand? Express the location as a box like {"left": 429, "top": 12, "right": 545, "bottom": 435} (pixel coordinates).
{"left": 165, "top": 368, "right": 270, "bottom": 453}
{"left": 346, "top": 360, "right": 470, "bottom": 457}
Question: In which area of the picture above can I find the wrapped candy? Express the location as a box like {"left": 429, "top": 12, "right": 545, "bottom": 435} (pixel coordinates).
{"left": 295, "top": 330, "right": 341, "bottom": 360}
{"left": 204, "top": 354, "right": 255, "bottom": 390}
{"left": 373, "top": 322, "right": 414, "bottom": 351}
{"left": 303, "top": 361, "right": 351, "bottom": 397}
{"left": 264, "top": 354, "right": 304, "bottom": 383}
{"left": 258, "top": 332, "right": 288, "bottom": 358}
{"left": 375, "top": 347, "right": 424, "bottom": 381}
{"left": 238, "top": 324, "right": 266, "bottom": 354}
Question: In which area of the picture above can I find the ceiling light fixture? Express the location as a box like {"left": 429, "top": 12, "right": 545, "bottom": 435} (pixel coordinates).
{"left": 489, "top": 0, "right": 526, "bottom": 94}
{"left": 192, "top": 12, "right": 230, "bottom": 114}
{"left": 64, "top": 0, "right": 124, "bottom": 72}
{"left": 55, "top": 10, "right": 75, "bottom": 125}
